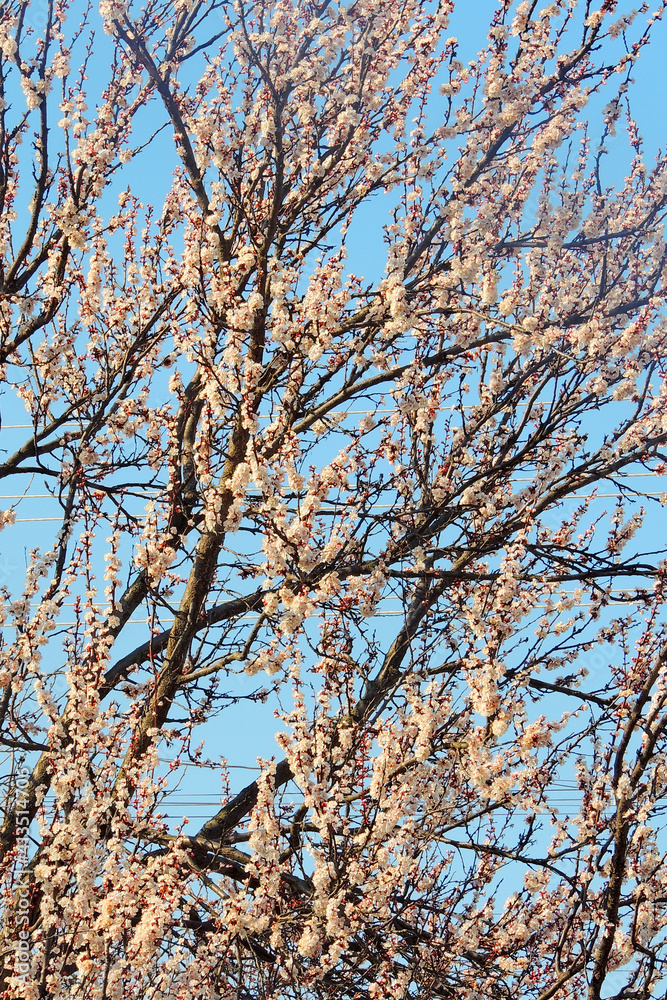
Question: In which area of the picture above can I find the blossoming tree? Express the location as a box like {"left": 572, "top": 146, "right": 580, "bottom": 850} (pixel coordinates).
{"left": 1, "top": 0, "right": 667, "bottom": 996}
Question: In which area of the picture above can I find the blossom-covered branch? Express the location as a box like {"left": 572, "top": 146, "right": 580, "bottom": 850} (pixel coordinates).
{"left": 1, "top": 1, "right": 667, "bottom": 998}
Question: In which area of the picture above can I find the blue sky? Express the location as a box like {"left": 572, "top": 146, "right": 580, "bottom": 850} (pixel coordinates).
{"left": 2, "top": 0, "right": 667, "bottom": 834}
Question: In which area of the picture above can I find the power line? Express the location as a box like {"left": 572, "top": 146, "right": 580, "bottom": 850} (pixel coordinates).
{"left": 1, "top": 603, "right": 659, "bottom": 628}
{"left": 2, "top": 397, "right": 667, "bottom": 431}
